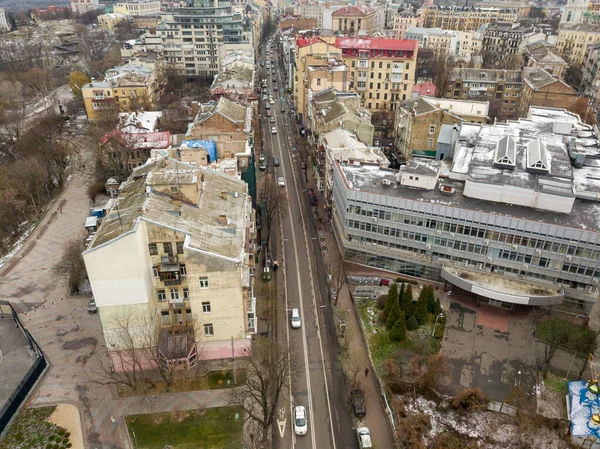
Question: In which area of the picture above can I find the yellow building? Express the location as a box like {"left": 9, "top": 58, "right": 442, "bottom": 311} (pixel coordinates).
{"left": 393, "top": 9, "right": 423, "bottom": 39}
{"left": 335, "top": 37, "right": 418, "bottom": 112}
{"left": 332, "top": 6, "right": 376, "bottom": 34}
{"left": 82, "top": 52, "right": 165, "bottom": 121}
{"left": 556, "top": 23, "right": 600, "bottom": 64}
{"left": 419, "top": 5, "right": 520, "bottom": 31}
{"left": 114, "top": 0, "right": 161, "bottom": 16}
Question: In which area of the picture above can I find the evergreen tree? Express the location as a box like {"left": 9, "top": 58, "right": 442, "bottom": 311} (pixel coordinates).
{"left": 426, "top": 286, "right": 437, "bottom": 314}
{"left": 384, "top": 282, "right": 399, "bottom": 316}
{"left": 386, "top": 299, "right": 401, "bottom": 330}
{"left": 401, "top": 284, "right": 414, "bottom": 316}
{"left": 390, "top": 312, "right": 407, "bottom": 341}
{"left": 433, "top": 298, "right": 442, "bottom": 316}
{"left": 406, "top": 315, "right": 420, "bottom": 331}
{"left": 414, "top": 295, "right": 429, "bottom": 325}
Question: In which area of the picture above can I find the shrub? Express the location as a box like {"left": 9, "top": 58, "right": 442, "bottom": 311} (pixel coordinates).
{"left": 386, "top": 300, "right": 401, "bottom": 330}
{"left": 406, "top": 315, "right": 420, "bottom": 331}
{"left": 376, "top": 294, "right": 387, "bottom": 309}
{"left": 62, "top": 437, "right": 69, "bottom": 444}
{"left": 389, "top": 312, "right": 407, "bottom": 341}
{"left": 414, "top": 297, "right": 429, "bottom": 325}
{"left": 451, "top": 388, "right": 490, "bottom": 411}
{"left": 87, "top": 180, "right": 106, "bottom": 205}
{"left": 66, "top": 443, "right": 72, "bottom": 448}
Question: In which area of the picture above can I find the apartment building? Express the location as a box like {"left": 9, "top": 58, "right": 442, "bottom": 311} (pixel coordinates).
{"left": 406, "top": 27, "right": 458, "bottom": 57}
{"left": 98, "top": 12, "right": 127, "bottom": 29}
{"left": 482, "top": 22, "right": 546, "bottom": 60}
{"left": 581, "top": 41, "right": 600, "bottom": 106}
{"left": 294, "top": 4, "right": 324, "bottom": 28}
{"left": 336, "top": 37, "right": 417, "bottom": 112}
{"left": 155, "top": 0, "right": 248, "bottom": 78}
{"left": 523, "top": 41, "right": 569, "bottom": 79}
{"left": 82, "top": 52, "right": 166, "bottom": 120}
{"left": 71, "top": 0, "right": 101, "bottom": 14}
{"left": 332, "top": 106, "right": 600, "bottom": 313}
{"left": 114, "top": 0, "right": 161, "bottom": 16}
{"left": 445, "top": 68, "right": 522, "bottom": 121}
{"left": 279, "top": 16, "right": 317, "bottom": 31}
{"left": 519, "top": 67, "right": 577, "bottom": 117}
{"left": 419, "top": 5, "right": 520, "bottom": 32}
{"left": 332, "top": 6, "right": 376, "bottom": 35}
{"left": 307, "top": 88, "right": 375, "bottom": 145}
{"left": 394, "top": 96, "right": 489, "bottom": 159}
{"left": 83, "top": 157, "right": 257, "bottom": 370}
{"left": 557, "top": 23, "right": 600, "bottom": 64}
{"left": 393, "top": 8, "right": 422, "bottom": 39}
{"left": 561, "top": 0, "right": 589, "bottom": 25}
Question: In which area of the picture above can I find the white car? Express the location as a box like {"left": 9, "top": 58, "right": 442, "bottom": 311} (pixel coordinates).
{"left": 270, "top": 98, "right": 275, "bottom": 105}
{"left": 356, "top": 427, "right": 373, "bottom": 449}
{"left": 270, "top": 116, "right": 275, "bottom": 123}
{"left": 294, "top": 406, "right": 307, "bottom": 436}
{"left": 271, "top": 127, "right": 277, "bottom": 134}
{"left": 278, "top": 176, "right": 285, "bottom": 187}
{"left": 291, "top": 308, "right": 301, "bottom": 328}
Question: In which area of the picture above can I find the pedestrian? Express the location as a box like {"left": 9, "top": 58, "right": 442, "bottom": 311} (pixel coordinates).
{"left": 365, "top": 368, "right": 369, "bottom": 378}
{"left": 61, "top": 297, "right": 64, "bottom": 301}
{"left": 60, "top": 207, "right": 63, "bottom": 214}
{"left": 51, "top": 300, "right": 55, "bottom": 305}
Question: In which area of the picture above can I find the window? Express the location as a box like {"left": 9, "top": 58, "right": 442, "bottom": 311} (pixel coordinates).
{"left": 204, "top": 323, "right": 214, "bottom": 336}
{"left": 176, "top": 241, "right": 184, "bottom": 254}
{"left": 429, "top": 125, "right": 436, "bottom": 135}
{"left": 316, "top": 78, "right": 321, "bottom": 86}
{"left": 183, "top": 287, "right": 189, "bottom": 299}
{"left": 199, "top": 276, "right": 209, "bottom": 288}
{"left": 428, "top": 138, "right": 434, "bottom": 147}
{"left": 379, "top": 61, "right": 383, "bottom": 68}
{"left": 170, "top": 288, "right": 180, "bottom": 300}
{"left": 152, "top": 266, "right": 159, "bottom": 277}
{"left": 148, "top": 243, "right": 158, "bottom": 255}
{"left": 180, "top": 264, "right": 187, "bottom": 277}
{"left": 163, "top": 242, "right": 173, "bottom": 256}
{"left": 157, "top": 289, "right": 166, "bottom": 302}
{"left": 202, "top": 302, "right": 211, "bottom": 313}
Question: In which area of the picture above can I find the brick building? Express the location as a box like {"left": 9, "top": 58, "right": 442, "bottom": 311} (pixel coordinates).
{"left": 519, "top": 68, "right": 577, "bottom": 117}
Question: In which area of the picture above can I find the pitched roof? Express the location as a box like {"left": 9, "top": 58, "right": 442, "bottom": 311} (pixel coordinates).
{"left": 197, "top": 97, "right": 247, "bottom": 125}
{"left": 334, "top": 37, "right": 417, "bottom": 52}
{"left": 332, "top": 5, "right": 374, "bottom": 17}
{"left": 522, "top": 67, "right": 573, "bottom": 91}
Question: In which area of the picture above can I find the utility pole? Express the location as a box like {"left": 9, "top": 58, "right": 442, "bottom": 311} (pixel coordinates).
{"left": 232, "top": 336, "right": 237, "bottom": 384}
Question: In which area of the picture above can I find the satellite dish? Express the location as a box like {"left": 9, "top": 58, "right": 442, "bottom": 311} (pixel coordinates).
{"left": 146, "top": 186, "right": 152, "bottom": 194}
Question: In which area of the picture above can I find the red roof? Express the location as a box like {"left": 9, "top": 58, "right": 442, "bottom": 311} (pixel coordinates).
{"left": 334, "top": 37, "right": 417, "bottom": 52}
{"left": 332, "top": 6, "right": 374, "bottom": 17}
{"left": 296, "top": 36, "right": 322, "bottom": 48}
{"left": 412, "top": 82, "right": 437, "bottom": 97}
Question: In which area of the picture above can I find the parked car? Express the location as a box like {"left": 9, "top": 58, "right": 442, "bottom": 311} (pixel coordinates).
{"left": 259, "top": 161, "right": 266, "bottom": 171}
{"left": 278, "top": 176, "right": 285, "bottom": 187}
{"left": 273, "top": 156, "right": 280, "bottom": 166}
{"left": 294, "top": 406, "right": 307, "bottom": 436}
{"left": 356, "top": 427, "right": 372, "bottom": 449}
{"left": 265, "top": 254, "right": 273, "bottom": 267}
{"left": 270, "top": 116, "right": 275, "bottom": 123}
{"left": 291, "top": 308, "right": 301, "bottom": 328}
{"left": 350, "top": 390, "right": 366, "bottom": 418}
{"left": 87, "top": 297, "right": 98, "bottom": 313}
{"left": 281, "top": 107, "right": 285, "bottom": 113}
{"left": 271, "top": 127, "right": 277, "bottom": 134}
{"left": 259, "top": 153, "right": 266, "bottom": 162}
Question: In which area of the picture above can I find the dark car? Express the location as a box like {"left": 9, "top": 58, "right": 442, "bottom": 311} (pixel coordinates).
{"left": 87, "top": 297, "right": 98, "bottom": 314}
{"left": 273, "top": 156, "right": 280, "bottom": 167}
{"left": 350, "top": 389, "right": 366, "bottom": 418}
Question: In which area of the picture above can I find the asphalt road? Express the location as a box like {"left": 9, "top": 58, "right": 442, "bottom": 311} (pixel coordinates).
{"left": 258, "top": 39, "right": 357, "bottom": 449}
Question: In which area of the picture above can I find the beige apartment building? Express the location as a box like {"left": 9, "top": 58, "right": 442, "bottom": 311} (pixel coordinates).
{"left": 114, "top": 0, "right": 161, "bottom": 16}
{"left": 393, "top": 8, "right": 422, "bottom": 39}
{"left": 557, "top": 23, "right": 600, "bottom": 64}
{"left": 83, "top": 157, "right": 257, "bottom": 371}
{"left": 419, "top": 5, "right": 520, "bottom": 31}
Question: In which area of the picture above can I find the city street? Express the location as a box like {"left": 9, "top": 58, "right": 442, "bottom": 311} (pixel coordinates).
{"left": 258, "top": 41, "right": 357, "bottom": 449}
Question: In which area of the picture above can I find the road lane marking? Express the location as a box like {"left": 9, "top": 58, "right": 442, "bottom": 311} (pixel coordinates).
{"left": 277, "top": 419, "right": 287, "bottom": 438}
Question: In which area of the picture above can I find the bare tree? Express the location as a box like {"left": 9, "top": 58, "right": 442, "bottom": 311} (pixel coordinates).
{"left": 228, "top": 339, "right": 292, "bottom": 447}
{"left": 432, "top": 54, "right": 456, "bottom": 98}
{"left": 261, "top": 175, "right": 287, "bottom": 242}
{"left": 54, "top": 236, "right": 87, "bottom": 294}
{"left": 339, "top": 349, "right": 362, "bottom": 388}
{"left": 327, "top": 260, "right": 347, "bottom": 306}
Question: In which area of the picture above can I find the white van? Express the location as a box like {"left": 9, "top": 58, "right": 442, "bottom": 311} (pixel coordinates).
{"left": 356, "top": 427, "right": 372, "bottom": 449}
{"left": 290, "top": 308, "right": 301, "bottom": 328}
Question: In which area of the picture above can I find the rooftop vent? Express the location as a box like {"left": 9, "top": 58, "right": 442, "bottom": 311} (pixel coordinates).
{"left": 382, "top": 177, "right": 392, "bottom": 186}
{"left": 493, "top": 135, "right": 516, "bottom": 170}
{"left": 526, "top": 138, "right": 549, "bottom": 175}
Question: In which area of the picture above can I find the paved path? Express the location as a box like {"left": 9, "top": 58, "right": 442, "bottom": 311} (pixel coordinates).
{"left": 0, "top": 155, "right": 234, "bottom": 449}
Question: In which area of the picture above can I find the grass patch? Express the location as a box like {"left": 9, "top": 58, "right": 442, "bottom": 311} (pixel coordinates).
{"left": 0, "top": 406, "right": 72, "bottom": 449}
{"left": 126, "top": 406, "right": 243, "bottom": 449}
{"left": 545, "top": 373, "right": 569, "bottom": 395}
{"left": 208, "top": 370, "right": 245, "bottom": 389}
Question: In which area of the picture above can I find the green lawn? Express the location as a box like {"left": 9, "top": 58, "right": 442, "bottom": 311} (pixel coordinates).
{"left": 126, "top": 407, "right": 243, "bottom": 449}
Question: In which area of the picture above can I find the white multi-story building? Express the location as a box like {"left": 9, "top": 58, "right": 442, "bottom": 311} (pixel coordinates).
{"left": 0, "top": 8, "right": 9, "bottom": 32}
{"left": 71, "top": 0, "right": 101, "bottom": 14}
{"left": 405, "top": 27, "right": 483, "bottom": 62}
{"left": 83, "top": 157, "right": 257, "bottom": 370}
{"left": 114, "top": 0, "right": 161, "bottom": 16}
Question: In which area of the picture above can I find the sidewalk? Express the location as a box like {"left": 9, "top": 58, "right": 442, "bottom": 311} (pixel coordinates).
{"left": 296, "top": 158, "right": 396, "bottom": 447}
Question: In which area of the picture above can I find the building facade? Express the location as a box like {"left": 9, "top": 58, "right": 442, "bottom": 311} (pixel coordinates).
{"left": 523, "top": 41, "right": 569, "bottom": 80}
{"left": 393, "top": 8, "right": 422, "bottom": 39}
{"left": 331, "top": 6, "right": 376, "bottom": 35}
{"left": 557, "top": 23, "right": 600, "bottom": 64}
{"left": 419, "top": 5, "right": 520, "bottom": 32}
{"left": 114, "top": 0, "right": 161, "bottom": 16}
{"left": 482, "top": 22, "right": 545, "bottom": 62}
{"left": 519, "top": 67, "right": 577, "bottom": 117}
{"left": 71, "top": 0, "right": 101, "bottom": 14}
{"left": 581, "top": 41, "right": 600, "bottom": 108}
{"left": 0, "top": 8, "right": 10, "bottom": 32}
{"left": 332, "top": 107, "right": 600, "bottom": 313}
{"left": 83, "top": 157, "right": 257, "bottom": 370}
{"left": 561, "top": 0, "right": 589, "bottom": 25}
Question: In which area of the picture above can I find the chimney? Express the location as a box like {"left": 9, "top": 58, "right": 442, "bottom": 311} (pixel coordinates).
{"left": 218, "top": 215, "right": 228, "bottom": 225}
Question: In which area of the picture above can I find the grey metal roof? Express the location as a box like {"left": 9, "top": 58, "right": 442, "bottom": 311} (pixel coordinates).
{"left": 494, "top": 135, "right": 516, "bottom": 167}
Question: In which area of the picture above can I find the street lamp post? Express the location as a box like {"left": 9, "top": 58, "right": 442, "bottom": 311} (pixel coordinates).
{"left": 432, "top": 313, "right": 444, "bottom": 337}
{"left": 443, "top": 291, "right": 452, "bottom": 310}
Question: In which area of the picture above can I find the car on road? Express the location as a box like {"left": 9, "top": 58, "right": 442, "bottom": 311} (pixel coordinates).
{"left": 271, "top": 127, "right": 277, "bottom": 134}
{"left": 291, "top": 308, "right": 301, "bottom": 328}
{"left": 278, "top": 176, "right": 285, "bottom": 187}
{"left": 265, "top": 103, "right": 271, "bottom": 109}
{"left": 350, "top": 390, "right": 366, "bottom": 418}
{"left": 259, "top": 161, "right": 266, "bottom": 171}
{"left": 294, "top": 406, "right": 307, "bottom": 436}
{"left": 281, "top": 107, "right": 285, "bottom": 113}
{"left": 273, "top": 156, "right": 279, "bottom": 166}
{"left": 87, "top": 297, "right": 98, "bottom": 313}
{"left": 270, "top": 116, "right": 275, "bottom": 123}
{"left": 356, "top": 427, "right": 373, "bottom": 448}
{"left": 269, "top": 98, "right": 275, "bottom": 104}
{"left": 262, "top": 95, "right": 267, "bottom": 101}
{"left": 259, "top": 153, "right": 265, "bottom": 162}
{"left": 274, "top": 86, "right": 278, "bottom": 91}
